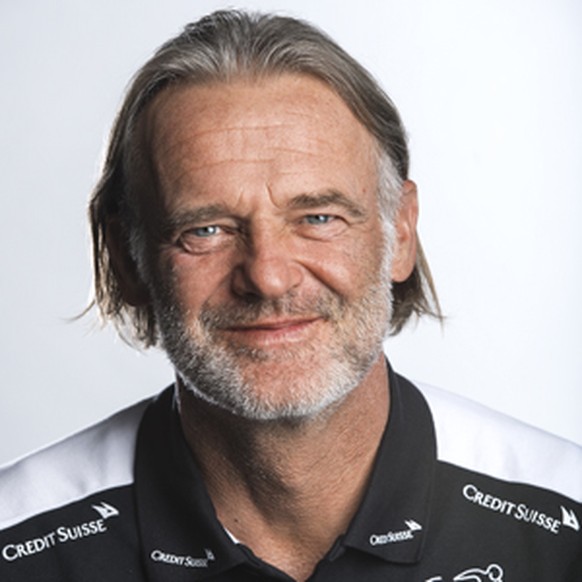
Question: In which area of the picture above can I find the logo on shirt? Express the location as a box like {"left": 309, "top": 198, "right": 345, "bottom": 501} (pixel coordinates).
{"left": 1, "top": 502, "right": 120, "bottom": 563}
{"left": 561, "top": 506, "right": 580, "bottom": 531}
{"left": 150, "top": 548, "right": 216, "bottom": 568}
{"left": 462, "top": 483, "right": 580, "bottom": 536}
{"left": 425, "top": 562, "right": 504, "bottom": 582}
{"left": 91, "top": 501, "right": 119, "bottom": 520}
{"left": 369, "top": 519, "right": 422, "bottom": 546}
{"left": 454, "top": 563, "right": 504, "bottom": 581}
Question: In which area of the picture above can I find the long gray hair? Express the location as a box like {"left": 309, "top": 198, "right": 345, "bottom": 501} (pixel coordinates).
{"left": 88, "top": 9, "right": 441, "bottom": 346}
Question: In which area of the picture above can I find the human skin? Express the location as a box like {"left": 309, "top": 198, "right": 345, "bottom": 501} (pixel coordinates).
{"left": 108, "top": 73, "right": 418, "bottom": 580}
{"left": 138, "top": 74, "right": 416, "bottom": 416}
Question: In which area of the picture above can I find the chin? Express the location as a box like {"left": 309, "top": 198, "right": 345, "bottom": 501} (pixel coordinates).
{"left": 177, "top": 344, "right": 381, "bottom": 423}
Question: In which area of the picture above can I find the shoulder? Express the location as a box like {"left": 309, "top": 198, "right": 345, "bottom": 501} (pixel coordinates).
{"left": 0, "top": 398, "right": 150, "bottom": 531}
{"left": 414, "top": 381, "right": 582, "bottom": 503}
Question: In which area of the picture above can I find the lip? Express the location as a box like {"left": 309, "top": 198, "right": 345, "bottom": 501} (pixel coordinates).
{"left": 223, "top": 317, "right": 322, "bottom": 346}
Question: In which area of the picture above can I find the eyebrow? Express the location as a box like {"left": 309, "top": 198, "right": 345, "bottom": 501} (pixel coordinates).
{"left": 160, "top": 204, "right": 230, "bottom": 239}
{"left": 287, "top": 190, "right": 367, "bottom": 218}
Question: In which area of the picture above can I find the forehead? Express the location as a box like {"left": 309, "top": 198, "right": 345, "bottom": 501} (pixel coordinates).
{"left": 140, "top": 74, "right": 378, "bottom": 204}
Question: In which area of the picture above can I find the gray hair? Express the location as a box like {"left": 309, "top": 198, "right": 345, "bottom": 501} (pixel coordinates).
{"left": 88, "top": 9, "right": 441, "bottom": 346}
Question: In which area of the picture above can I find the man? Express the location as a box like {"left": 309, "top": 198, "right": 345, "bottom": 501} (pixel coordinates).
{"left": 1, "top": 10, "right": 580, "bottom": 581}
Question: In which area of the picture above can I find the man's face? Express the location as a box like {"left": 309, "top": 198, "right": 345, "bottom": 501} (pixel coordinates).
{"left": 140, "top": 74, "right": 398, "bottom": 420}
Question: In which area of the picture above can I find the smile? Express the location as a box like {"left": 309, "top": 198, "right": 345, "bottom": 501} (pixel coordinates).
{"left": 222, "top": 317, "right": 322, "bottom": 346}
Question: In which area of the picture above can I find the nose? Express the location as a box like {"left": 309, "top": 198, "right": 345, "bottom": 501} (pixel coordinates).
{"left": 231, "top": 225, "right": 304, "bottom": 300}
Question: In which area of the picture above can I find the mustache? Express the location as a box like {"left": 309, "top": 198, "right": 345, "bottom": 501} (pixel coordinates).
{"left": 198, "top": 291, "right": 346, "bottom": 330}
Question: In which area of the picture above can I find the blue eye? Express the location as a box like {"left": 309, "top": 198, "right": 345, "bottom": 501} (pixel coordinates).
{"left": 305, "top": 214, "right": 334, "bottom": 225}
{"left": 191, "top": 225, "right": 221, "bottom": 237}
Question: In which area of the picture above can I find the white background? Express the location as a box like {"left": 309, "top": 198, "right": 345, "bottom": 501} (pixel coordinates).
{"left": 1, "top": 0, "right": 580, "bottom": 465}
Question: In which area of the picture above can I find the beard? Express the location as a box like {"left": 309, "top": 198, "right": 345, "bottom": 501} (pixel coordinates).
{"left": 151, "top": 247, "right": 393, "bottom": 422}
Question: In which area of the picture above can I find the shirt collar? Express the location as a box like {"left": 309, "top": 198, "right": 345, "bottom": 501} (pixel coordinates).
{"left": 134, "top": 387, "right": 250, "bottom": 581}
{"left": 341, "top": 365, "right": 436, "bottom": 564}
{"left": 134, "top": 364, "right": 437, "bottom": 579}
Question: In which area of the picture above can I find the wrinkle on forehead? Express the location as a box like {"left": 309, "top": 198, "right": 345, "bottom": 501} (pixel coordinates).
{"left": 149, "top": 120, "right": 364, "bottom": 174}
{"left": 140, "top": 74, "right": 378, "bottom": 210}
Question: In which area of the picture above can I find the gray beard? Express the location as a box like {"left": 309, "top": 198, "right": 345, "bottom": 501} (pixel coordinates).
{"left": 151, "top": 242, "right": 394, "bottom": 422}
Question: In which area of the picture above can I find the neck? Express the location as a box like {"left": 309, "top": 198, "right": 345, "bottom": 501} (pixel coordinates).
{"left": 178, "top": 356, "right": 389, "bottom": 581}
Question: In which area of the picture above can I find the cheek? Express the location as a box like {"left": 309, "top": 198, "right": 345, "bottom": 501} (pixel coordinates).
{"left": 156, "top": 250, "right": 233, "bottom": 311}
{"left": 301, "top": 235, "right": 386, "bottom": 300}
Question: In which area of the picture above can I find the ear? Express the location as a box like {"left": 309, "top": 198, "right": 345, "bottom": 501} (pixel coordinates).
{"left": 105, "top": 216, "right": 150, "bottom": 306}
{"left": 391, "top": 180, "right": 419, "bottom": 282}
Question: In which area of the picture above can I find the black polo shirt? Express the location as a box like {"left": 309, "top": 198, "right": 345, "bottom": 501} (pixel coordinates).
{"left": 1, "top": 368, "right": 581, "bottom": 581}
